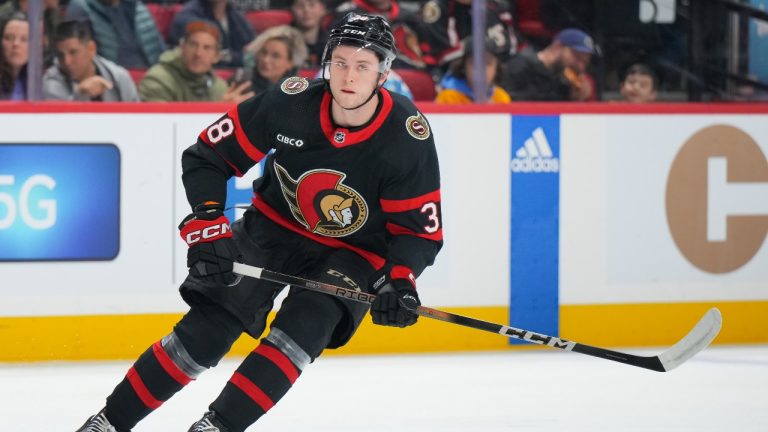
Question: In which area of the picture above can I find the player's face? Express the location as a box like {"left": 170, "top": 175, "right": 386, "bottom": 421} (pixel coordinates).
{"left": 256, "top": 39, "right": 293, "bottom": 83}
{"left": 181, "top": 31, "right": 220, "bottom": 75}
{"left": 56, "top": 38, "right": 96, "bottom": 82}
{"left": 327, "top": 45, "right": 386, "bottom": 109}
{"left": 291, "top": 0, "right": 326, "bottom": 30}
{"left": 2, "top": 19, "right": 28, "bottom": 71}
{"left": 620, "top": 73, "right": 657, "bottom": 103}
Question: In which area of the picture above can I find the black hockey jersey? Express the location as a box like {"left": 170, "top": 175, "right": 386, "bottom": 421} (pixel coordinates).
{"left": 181, "top": 77, "right": 443, "bottom": 282}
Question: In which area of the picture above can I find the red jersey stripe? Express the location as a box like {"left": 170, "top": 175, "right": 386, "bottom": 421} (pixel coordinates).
{"left": 254, "top": 344, "right": 300, "bottom": 384}
{"left": 252, "top": 195, "right": 386, "bottom": 270}
{"left": 151, "top": 342, "right": 193, "bottom": 386}
{"left": 390, "top": 265, "right": 416, "bottom": 288}
{"left": 198, "top": 129, "right": 211, "bottom": 146}
{"left": 380, "top": 189, "right": 441, "bottom": 212}
{"left": 126, "top": 367, "right": 162, "bottom": 409}
{"left": 385, "top": 221, "right": 443, "bottom": 241}
{"left": 228, "top": 105, "right": 266, "bottom": 163}
{"left": 198, "top": 124, "right": 244, "bottom": 177}
{"left": 230, "top": 372, "right": 275, "bottom": 412}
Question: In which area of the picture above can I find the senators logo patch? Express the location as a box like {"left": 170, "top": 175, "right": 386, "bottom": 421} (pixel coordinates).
{"left": 406, "top": 113, "right": 430, "bottom": 140}
{"left": 281, "top": 77, "right": 309, "bottom": 94}
{"left": 274, "top": 162, "right": 368, "bottom": 237}
{"left": 422, "top": 0, "right": 441, "bottom": 24}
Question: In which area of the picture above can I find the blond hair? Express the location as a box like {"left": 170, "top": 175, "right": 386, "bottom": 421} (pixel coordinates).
{"left": 245, "top": 25, "right": 308, "bottom": 68}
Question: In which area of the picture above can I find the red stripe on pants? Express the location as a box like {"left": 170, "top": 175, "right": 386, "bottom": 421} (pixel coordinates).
{"left": 126, "top": 367, "right": 162, "bottom": 409}
{"left": 254, "top": 344, "right": 300, "bottom": 383}
{"left": 152, "top": 341, "right": 194, "bottom": 385}
{"left": 229, "top": 372, "right": 275, "bottom": 412}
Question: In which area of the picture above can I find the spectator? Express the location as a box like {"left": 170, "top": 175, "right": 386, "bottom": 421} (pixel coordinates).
{"left": 44, "top": 20, "right": 139, "bottom": 101}
{"left": 0, "top": 12, "right": 28, "bottom": 100}
{"left": 242, "top": 25, "right": 306, "bottom": 95}
{"left": 435, "top": 36, "right": 510, "bottom": 104}
{"left": 620, "top": 63, "right": 658, "bottom": 103}
{"left": 139, "top": 20, "right": 253, "bottom": 102}
{"left": 0, "top": 0, "right": 61, "bottom": 64}
{"left": 230, "top": 0, "right": 291, "bottom": 13}
{"left": 334, "top": 0, "right": 427, "bottom": 69}
{"left": 419, "top": 0, "right": 516, "bottom": 67}
{"left": 66, "top": 0, "right": 166, "bottom": 69}
{"left": 290, "top": 0, "right": 329, "bottom": 67}
{"left": 379, "top": 68, "right": 412, "bottom": 99}
{"left": 498, "top": 27, "right": 596, "bottom": 101}
{"left": 169, "top": 0, "right": 254, "bottom": 67}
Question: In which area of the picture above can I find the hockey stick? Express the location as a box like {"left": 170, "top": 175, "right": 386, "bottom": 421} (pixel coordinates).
{"left": 232, "top": 262, "right": 722, "bottom": 372}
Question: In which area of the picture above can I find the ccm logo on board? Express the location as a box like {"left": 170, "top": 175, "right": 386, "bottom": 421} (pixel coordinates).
{"left": 666, "top": 125, "right": 768, "bottom": 273}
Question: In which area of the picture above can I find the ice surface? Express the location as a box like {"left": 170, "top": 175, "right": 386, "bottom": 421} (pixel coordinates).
{"left": 2, "top": 345, "right": 766, "bottom": 431}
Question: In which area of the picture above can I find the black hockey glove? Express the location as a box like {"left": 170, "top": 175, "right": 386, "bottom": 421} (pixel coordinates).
{"left": 370, "top": 275, "right": 420, "bottom": 328}
{"left": 179, "top": 203, "right": 241, "bottom": 285}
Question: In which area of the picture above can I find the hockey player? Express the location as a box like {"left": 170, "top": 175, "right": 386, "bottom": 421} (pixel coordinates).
{"left": 76, "top": 12, "right": 443, "bottom": 432}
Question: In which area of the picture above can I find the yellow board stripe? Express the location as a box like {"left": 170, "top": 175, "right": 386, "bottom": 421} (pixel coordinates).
{"left": 0, "top": 301, "right": 764, "bottom": 362}
{"left": 560, "top": 300, "right": 766, "bottom": 346}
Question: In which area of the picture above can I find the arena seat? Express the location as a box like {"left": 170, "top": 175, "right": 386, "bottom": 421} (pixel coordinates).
{"left": 215, "top": 68, "right": 235, "bottom": 82}
{"left": 146, "top": 3, "right": 183, "bottom": 43}
{"left": 127, "top": 68, "right": 147, "bottom": 85}
{"left": 515, "top": 0, "right": 554, "bottom": 39}
{"left": 394, "top": 68, "right": 436, "bottom": 101}
{"left": 299, "top": 68, "right": 320, "bottom": 78}
{"left": 244, "top": 9, "right": 293, "bottom": 34}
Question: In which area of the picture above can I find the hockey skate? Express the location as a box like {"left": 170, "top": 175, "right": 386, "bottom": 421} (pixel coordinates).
{"left": 75, "top": 408, "right": 120, "bottom": 432}
{"left": 188, "top": 411, "right": 230, "bottom": 432}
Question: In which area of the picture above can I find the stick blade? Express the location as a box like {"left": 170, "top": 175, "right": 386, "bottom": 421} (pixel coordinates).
{"left": 657, "top": 308, "right": 722, "bottom": 372}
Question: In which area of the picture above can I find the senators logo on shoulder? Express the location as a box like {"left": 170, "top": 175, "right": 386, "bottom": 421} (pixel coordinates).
{"left": 281, "top": 77, "right": 310, "bottom": 94}
{"left": 406, "top": 113, "right": 431, "bottom": 140}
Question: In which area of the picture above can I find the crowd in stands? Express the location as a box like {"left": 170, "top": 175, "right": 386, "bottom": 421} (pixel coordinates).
{"left": 0, "top": 0, "right": 673, "bottom": 104}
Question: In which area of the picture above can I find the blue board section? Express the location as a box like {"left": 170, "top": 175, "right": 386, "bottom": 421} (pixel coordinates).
{"left": 749, "top": 0, "right": 768, "bottom": 84}
{"left": 0, "top": 144, "right": 120, "bottom": 261}
{"left": 225, "top": 158, "right": 267, "bottom": 222}
{"left": 509, "top": 116, "right": 560, "bottom": 343}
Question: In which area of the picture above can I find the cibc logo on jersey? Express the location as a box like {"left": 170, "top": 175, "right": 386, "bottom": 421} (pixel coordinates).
{"left": 510, "top": 125, "right": 560, "bottom": 173}
{"left": 276, "top": 133, "right": 304, "bottom": 147}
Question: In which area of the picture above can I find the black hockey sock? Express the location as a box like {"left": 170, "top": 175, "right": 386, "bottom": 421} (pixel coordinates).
{"left": 209, "top": 339, "right": 303, "bottom": 432}
{"left": 104, "top": 340, "right": 196, "bottom": 430}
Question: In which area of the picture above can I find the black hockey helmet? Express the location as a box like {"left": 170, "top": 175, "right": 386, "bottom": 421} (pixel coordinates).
{"left": 321, "top": 12, "right": 398, "bottom": 73}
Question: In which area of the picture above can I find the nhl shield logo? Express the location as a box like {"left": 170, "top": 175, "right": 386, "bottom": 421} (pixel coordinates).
{"left": 281, "top": 77, "right": 309, "bottom": 94}
{"left": 334, "top": 130, "right": 346, "bottom": 143}
{"left": 273, "top": 162, "right": 368, "bottom": 237}
{"left": 406, "top": 112, "right": 431, "bottom": 140}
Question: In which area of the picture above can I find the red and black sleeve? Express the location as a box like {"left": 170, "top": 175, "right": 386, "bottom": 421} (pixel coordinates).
{"left": 181, "top": 93, "right": 275, "bottom": 208}
{"left": 380, "top": 133, "right": 443, "bottom": 287}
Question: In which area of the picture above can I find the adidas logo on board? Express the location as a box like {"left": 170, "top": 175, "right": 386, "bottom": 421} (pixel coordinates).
{"left": 511, "top": 127, "right": 560, "bottom": 173}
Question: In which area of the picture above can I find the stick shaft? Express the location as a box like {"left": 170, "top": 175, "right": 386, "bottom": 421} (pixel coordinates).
{"left": 232, "top": 262, "right": 719, "bottom": 372}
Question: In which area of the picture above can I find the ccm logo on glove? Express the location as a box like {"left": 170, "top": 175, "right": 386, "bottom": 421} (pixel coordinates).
{"left": 181, "top": 217, "right": 232, "bottom": 245}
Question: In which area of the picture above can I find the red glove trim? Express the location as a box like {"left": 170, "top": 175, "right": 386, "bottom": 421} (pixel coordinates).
{"left": 390, "top": 265, "right": 416, "bottom": 289}
{"left": 180, "top": 215, "right": 232, "bottom": 246}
